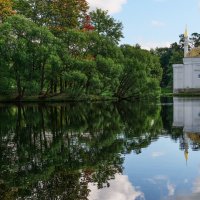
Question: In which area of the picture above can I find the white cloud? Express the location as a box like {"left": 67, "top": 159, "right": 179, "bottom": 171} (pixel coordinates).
{"left": 146, "top": 175, "right": 176, "bottom": 197}
{"left": 151, "top": 151, "right": 165, "bottom": 158}
{"left": 87, "top": 0, "right": 127, "bottom": 14}
{"left": 138, "top": 41, "right": 171, "bottom": 50}
{"left": 151, "top": 20, "right": 165, "bottom": 28}
{"left": 88, "top": 174, "right": 145, "bottom": 200}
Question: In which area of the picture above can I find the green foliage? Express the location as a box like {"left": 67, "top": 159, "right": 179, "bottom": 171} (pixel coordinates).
{"left": 0, "top": 3, "right": 161, "bottom": 100}
{"left": 116, "top": 45, "right": 162, "bottom": 99}
{"left": 13, "top": 0, "right": 89, "bottom": 30}
{"left": 96, "top": 55, "right": 122, "bottom": 95}
{"left": 0, "top": 15, "right": 59, "bottom": 98}
{"left": 90, "top": 8, "right": 123, "bottom": 44}
{"left": 64, "top": 70, "right": 87, "bottom": 97}
{"left": 153, "top": 42, "right": 183, "bottom": 88}
{"left": 0, "top": 59, "right": 14, "bottom": 94}
{"left": 190, "top": 33, "right": 200, "bottom": 47}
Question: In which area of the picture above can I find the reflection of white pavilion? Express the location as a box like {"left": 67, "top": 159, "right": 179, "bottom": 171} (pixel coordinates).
{"left": 173, "top": 97, "right": 200, "bottom": 133}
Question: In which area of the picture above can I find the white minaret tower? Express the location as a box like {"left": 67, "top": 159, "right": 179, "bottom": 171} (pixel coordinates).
{"left": 184, "top": 26, "right": 189, "bottom": 57}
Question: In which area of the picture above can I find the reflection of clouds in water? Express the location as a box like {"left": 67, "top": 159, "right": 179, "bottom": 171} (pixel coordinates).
{"left": 176, "top": 194, "right": 200, "bottom": 200}
{"left": 151, "top": 151, "right": 165, "bottom": 158}
{"left": 146, "top": 175, "right": 175, "bottom": 197}
{"left": 193, "top": 177, "right": 200, "bottom": 193}
{"left": 175, "top": 177, "right": 200, "bottom": 199}
{"left": 88, "top": 174, "right": 145, "bottom": 200}
{"left": 167, "top": 182, "right": 175, "bottom": 196}
{"left": 154, "top": 175, "right": 168, "bottom": 181}
{"left": 176, "top": 195, "right": 200, "bottom": 200}
{"left": 184, "top": 179, "right": 188, "bottom": 184}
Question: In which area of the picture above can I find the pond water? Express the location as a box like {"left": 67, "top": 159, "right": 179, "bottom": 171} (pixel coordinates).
{"left": 0, "top": 97, "right": 200, "bottom": 200}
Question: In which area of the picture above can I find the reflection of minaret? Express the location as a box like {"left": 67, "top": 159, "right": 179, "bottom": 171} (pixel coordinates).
{"left": 184, "top": 147, "right": 189, "bottom": 166}
{"left": 184, "top": 26, "right": 189, "bottom": 57}
{"left": 179, "top": 132, "right": 189, "bottom": 165}
{"left": 183, "top": 133, "right": 189, "bottom": 165}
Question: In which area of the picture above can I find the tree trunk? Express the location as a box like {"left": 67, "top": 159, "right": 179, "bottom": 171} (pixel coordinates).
{"left": 60, "top": 77, "right": 63, "bottom": 93}
{"left": 54, "top": 80, "right": 57, "bottom": 94}
{"left": 50, "top": 80, "right": 53, "bottom": 94}
{"left": 40, "top": 64, "right": 45, "bottom": 94}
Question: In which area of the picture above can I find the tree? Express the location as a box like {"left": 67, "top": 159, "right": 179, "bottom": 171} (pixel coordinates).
{"left": 178, "top": 32, "right": 200, "bottom": 49}
{"left": 116, "top": 45, "right": 162, "bottom": 99}
{"left": 14, "top": 0, "right": 89, "bottom": 32}
{"left": 0, "top": 3, "right": 162, "bottom": 100}
{"left": 63, "top": 70, "right": 88, "bottom": 97}
{"left": 190, "top": 32, "right": 200, "bottom": 48}
{"left": 0, "top": 59, "right": 14, "bottom": 94}
{"left": 95, "top": 55, "right": 122, "bottom": 96}
{"left": 0, "top": 0, "right": 15, "bottom": 22}
{"left": 166, "top": 49, "right": 183, "bottom": 87}
{"left": 83, "top": 15, "right": 95, "bottom": 31}
{"left": 59, "top": 28, "right": 123, "bottom": 97}
{"left": 153, "top": 47, "right": 171, "bottom": 87}
{"left": 50, "top": 0, "right": 89, "bottom": 30}
{"left": 0, "top": 15, "right": 59, "bottom": 98}
{"left": 90, "top": 8, "right": 123, "bottom": 44}
{"left": 153, "top": 42, "right": 183, "bottom": 88}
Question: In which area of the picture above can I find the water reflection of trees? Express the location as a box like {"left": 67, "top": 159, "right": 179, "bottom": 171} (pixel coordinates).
{"left": 0, "top": 102, "right": 162, "bottom": 199}
{"left": 117, "top": 102, "right": 162, "bottom": 154}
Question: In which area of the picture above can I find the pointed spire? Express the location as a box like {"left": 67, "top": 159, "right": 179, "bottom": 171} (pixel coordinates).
{"left": 184, "top": 25, "right": 188, "bottom": 38}
{"left": 184, "top": 25, "right": 189, "bottom": 57}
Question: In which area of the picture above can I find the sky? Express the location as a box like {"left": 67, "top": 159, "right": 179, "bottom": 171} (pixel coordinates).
{"left": 87, "top": 0, "right": 200, "bottom": 49}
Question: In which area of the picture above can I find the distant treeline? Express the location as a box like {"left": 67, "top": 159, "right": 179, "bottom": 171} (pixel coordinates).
{"left": 0, "top": 0, "right": 162, "bottom": 100}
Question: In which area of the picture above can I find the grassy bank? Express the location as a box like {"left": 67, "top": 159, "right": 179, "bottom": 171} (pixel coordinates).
{"left": 161, "top": 88, "right": 173, "bottom": 97}
{"left": 161, "top": 87, "right": 200, "bottom": 97}
{"left": 173, "top": 93, "right": 200, "bottom": 97}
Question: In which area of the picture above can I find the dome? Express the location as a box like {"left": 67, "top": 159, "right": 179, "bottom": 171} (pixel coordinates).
{"left": 187, "top": 47, "right": 200, "bottom": 57}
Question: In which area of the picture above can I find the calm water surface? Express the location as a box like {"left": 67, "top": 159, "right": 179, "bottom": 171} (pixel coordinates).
{"left": 0, "top": 98, "right": 200, "bottom": 200}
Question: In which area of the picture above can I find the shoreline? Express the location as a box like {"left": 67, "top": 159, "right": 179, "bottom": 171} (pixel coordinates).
{"left": 0, "top": 94, "right": 160, "bottom": 103}
{"left": 0, "top": 95, "right": 118, "bottom": 103}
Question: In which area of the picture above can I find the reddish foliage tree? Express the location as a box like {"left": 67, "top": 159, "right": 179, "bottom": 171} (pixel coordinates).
{"left": 83, "top": 15, "right": 95, "bottom": 31}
